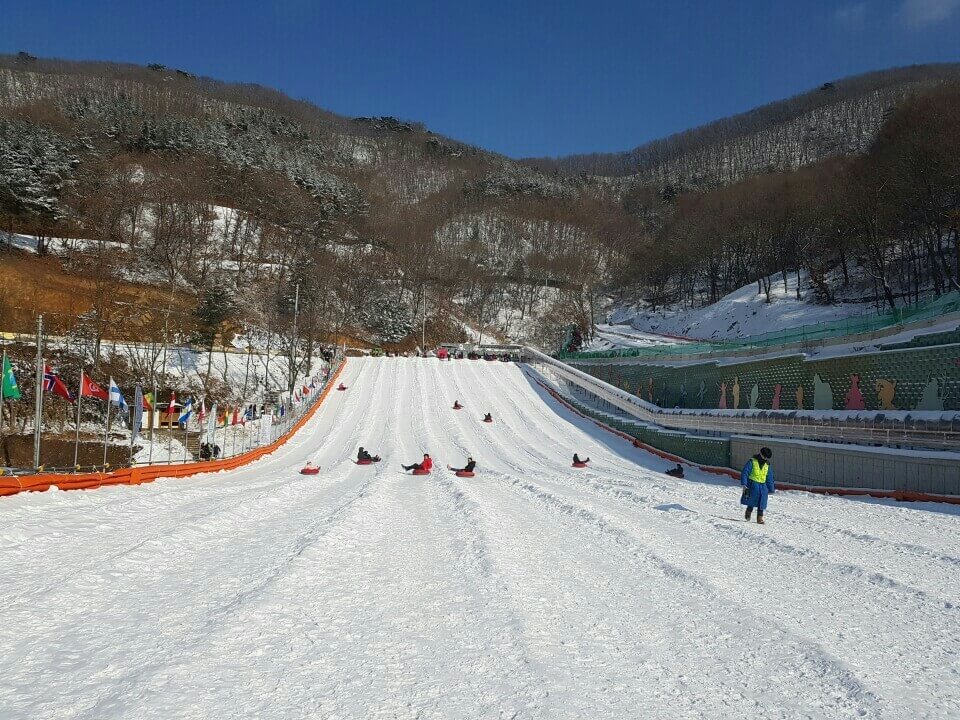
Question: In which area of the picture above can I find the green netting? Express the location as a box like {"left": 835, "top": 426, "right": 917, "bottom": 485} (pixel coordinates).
{"left": 560, "top": 291, "right": 960, "bottom": 361}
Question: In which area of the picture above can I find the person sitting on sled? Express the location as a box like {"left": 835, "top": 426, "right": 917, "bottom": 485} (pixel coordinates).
{"left": 448, "top": 456, "right": 476, "bottom": 473}
{"left": 573, "top": 453, "right": 590, "bottom": 465}
{"left": 665, "top": 463, "right": 685, "bottom": 478}
{"left": 740, "top": 446, "right": 775, "bottom": 524}
{"left": 453, "top": 400, "right": 463, "bottom": 409}
{"left": 483, "top": 413, "right": 493, "bottom": 422}
{"left": 402, "top": 453, "right": 432, "bottom": 473}
{"left": 357, "top": 447, "right": 380, "bottom": 462}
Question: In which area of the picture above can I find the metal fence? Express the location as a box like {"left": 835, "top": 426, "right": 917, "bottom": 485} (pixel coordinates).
{"left": 525, "top": 346, "right": 960, "bottom": 452}
{"left": 1, "top": 355, "right": 343, "bottom": 476}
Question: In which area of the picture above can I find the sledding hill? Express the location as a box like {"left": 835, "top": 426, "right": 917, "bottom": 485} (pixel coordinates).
{"left": 1, "top": 356, "right": 957, "bottom": 718}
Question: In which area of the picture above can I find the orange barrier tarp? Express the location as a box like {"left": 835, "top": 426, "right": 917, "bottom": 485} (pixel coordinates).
{"left": 2, "top": 361, "right": 346, "bottom": 499}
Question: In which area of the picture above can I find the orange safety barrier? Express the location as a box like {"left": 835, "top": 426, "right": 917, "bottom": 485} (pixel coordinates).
{"left": 529, "top": 371, "right": 960, "bottom": 506}
{"left": 2, "top": 361, "right": 347, "bottom": 499}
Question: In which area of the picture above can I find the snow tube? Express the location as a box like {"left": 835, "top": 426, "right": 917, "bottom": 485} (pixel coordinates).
{"left": 455, "top": 470, "right": 475, "bottom": 478}
{"left": 355, "top": 458, "right": 376, "bottom": 465}
{"left": 483, "top": 418, "right": 493, "bottom": 423}
{"left": 572, "top": 462, "right": 588, "bottom": 468}
{"left": 412, "top": 468, "right": 431, "bottom": 476}
{"left": 300, "top": 467, "right": 320, "bottom": 475}
{"left": 453, "top": 405, "right": 462, "bottom": 410}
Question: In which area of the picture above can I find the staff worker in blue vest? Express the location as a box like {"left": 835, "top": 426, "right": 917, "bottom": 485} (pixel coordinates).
{"left": 741, "top": 447, "right": 775, "bottom": 524}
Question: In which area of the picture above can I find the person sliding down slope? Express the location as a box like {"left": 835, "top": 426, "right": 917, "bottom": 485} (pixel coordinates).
{"left": 665, "top": 463, "right": 685, "bottom": 478}
{"left": 447, "top": 457, "right": 476, "bottom": 473}
{"left": 483, "top": 413, "right": 493, "bottom": 422}
{"left": 453, "top": 400, "right": 463, "bottom": 410}
{"left": 573, "top": 453, "right": 590, "bottom": 465}
{"left": 402, "top": 453, "right": 432, "bottom": 473}
{"left": 357, "top": 447, "right": 381, "bottom": 462}
{"left": 741, "top": 447, "right": 775, "bottom": 524}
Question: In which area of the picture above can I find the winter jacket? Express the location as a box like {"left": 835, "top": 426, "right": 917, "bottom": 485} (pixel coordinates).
{"left": 463, "top": 460, "right": 476, "bottom": 472}
{"left": 740, "top": 456, "right": 775, "bottom": 510}
{"left": 421, "top": 457, "right": 433, "bottom": 472}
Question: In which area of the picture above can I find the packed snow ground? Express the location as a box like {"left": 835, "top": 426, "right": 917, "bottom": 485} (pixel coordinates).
{"left": 1, "top": 357, "right": 958, "bottom": 719}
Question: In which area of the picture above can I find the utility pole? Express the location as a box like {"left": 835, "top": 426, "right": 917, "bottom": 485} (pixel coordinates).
{"left": 32, "top": 314, "right": 43, "bottom": 470}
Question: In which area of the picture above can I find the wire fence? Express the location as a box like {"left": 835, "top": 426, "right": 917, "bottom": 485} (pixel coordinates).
{"left": 561, "top": 291, "right": 960, "bottom": 360}
{"left": 0, "top": 355, "right": 343, "bottom": 476}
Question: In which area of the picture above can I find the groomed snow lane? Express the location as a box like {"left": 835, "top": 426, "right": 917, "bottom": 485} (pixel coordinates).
{"left": 1, "top": 357, "right": 958, "bottom": 720}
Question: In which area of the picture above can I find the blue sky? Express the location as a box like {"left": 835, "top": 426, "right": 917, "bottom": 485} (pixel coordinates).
{"left": 2, "top": 0, "right": 960, "bottom": 158}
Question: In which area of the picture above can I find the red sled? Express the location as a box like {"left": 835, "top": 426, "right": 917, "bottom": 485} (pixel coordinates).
{"left": 482, "top": 418, "right": 493, "bottom": 423}
{"left": 300, "top": 467, "right": 320, "bottom": 475}
{"left": 337, "top": 384, "right": 348, "bottom": 391}
{"left": 453, "top": 405, "right": 463, "bottom": 410}
{"left": 455, "top": 470, "right": 475, "bottom": 478}
{"left": 412, "top": 468, "right": 431, "bottom": 476}
{"left": 572, "top": 462, "right": 588, "bottom": 468}
{"left": 355, "top": 458, "right": 379, "bottom": 465}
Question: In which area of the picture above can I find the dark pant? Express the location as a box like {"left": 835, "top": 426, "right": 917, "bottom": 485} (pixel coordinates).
{"left": 745, "top": 507, "right": 764, "bottom": 520}
{"left": 403, "top": 463, "right": 422, "bottom": 471}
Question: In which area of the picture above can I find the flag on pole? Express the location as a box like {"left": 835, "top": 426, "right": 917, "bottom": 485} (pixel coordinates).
{"left": 1, "top": 353, "right": 21, "bottom": 400}
{"left": 197, "top": 399, "right": 206, "bottom": 424}
{"left": 206, "top": 401, "right": 217, "bottom": 438}
{"left": 132, "top": 385, "right": 144, "bottom": 444}
{"left": 43, "top": 365, "right": 74, "bottom": 402}
{"left": 80, "top": 374, "right": 109, "bottom": 400}
{"left": 177, "top": 397, "right": 193, "bottom": 425}
{"left": 142, "top": 392, "right": 153, "bottom": 410}
{"left": 109, "top": 377, "right": 128, "bottom": 414}
{"left": 232, "top": 406, "right": 239, "bottom": 426}
{"left": 167, "top": 391, "right": 176, "bottom": 414}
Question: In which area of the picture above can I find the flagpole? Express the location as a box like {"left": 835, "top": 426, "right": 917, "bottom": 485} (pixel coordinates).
{"left": 32, "top": 314, "right": 43, "bottom": 470}
{"left": 149, "top": 376, "right": 157, "bottom": 464}
{"left": 73, "top": 369, "right": 83, "bottom": 470}
{"left": 102, "top": 395, "right": 111, "bottom": 469}
{"left": 181, "top": 401, "right": 189, "bottom": 463}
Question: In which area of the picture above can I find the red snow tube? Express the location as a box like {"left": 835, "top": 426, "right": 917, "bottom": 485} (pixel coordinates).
{"left": 412, "top": 468, "right": 431, "bottom": 476}
{"left": 572, "top": 462, "right": 588, "bottom": 468}
{"left": 483, "top": 418, "right": 493, "bottom": 423}
{"left": 455, "top": 470, "right": 475, "bottom": 478}
{"left": 355, "top": 458, "right": 376, "bottom": 465}
{"left": 453, "top": 405, "right": 462, "bottom": 410}
{"left": 300, "top": 467, "right": 320, "bottom": 475}
{"left": 337, "top": 384, "right": 347, "bottom": 391}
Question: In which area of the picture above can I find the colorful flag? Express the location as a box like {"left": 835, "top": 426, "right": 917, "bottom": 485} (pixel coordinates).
{"left": 167, "top": 391, "right": 176, "bottom": 414}
{"left": 142, "top": 392, "right": 154, "bottom": 411}
{"left": 1, "top": 352, "right": 21, "bottom": 400}
{"left": 80, "top": 374, "right": 109, "bottom": 400}
{"left": 177, "top": 397, "right": 193, "bottom": 425}
{"left": 206, "top": 401, "right": 217, "bottom": 438}
{"left": 197, "top": 399, "right": 206, "bottom": 424}
{"left": 231, "top": 407, "right": 239, "bottom": 426}
{"left": 132, "top": 385, "right": 144, "bottom": 444}
{"left": 109, "top": 377, "right": 128, "bottom": 414}
{"left": 43, "top": 365, "right": 74, "bottom": 402}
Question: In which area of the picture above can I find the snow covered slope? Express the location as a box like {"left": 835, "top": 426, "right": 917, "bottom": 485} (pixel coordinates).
{"left": 1, "top": 357, "right": 958, "bottom": 719}
{"left": 607, "top": 272, "right": 870, "bottom": 341}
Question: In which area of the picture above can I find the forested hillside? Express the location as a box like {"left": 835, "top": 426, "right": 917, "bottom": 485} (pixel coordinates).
{"left": 1, "top": 54, "right": 958, "bottom": 354}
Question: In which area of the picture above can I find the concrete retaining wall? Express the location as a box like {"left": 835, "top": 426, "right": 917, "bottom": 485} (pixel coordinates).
{"left": 730, "top": 436, "right": 960, "bottom": 496}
